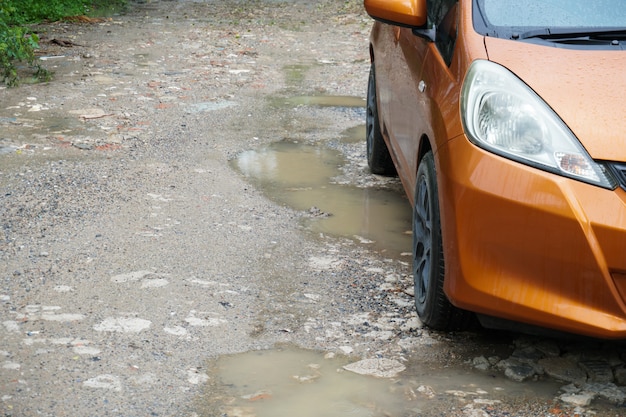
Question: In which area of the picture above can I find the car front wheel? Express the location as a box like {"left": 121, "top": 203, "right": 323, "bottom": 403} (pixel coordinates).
{"left": 413, "top": 151, "right": 472, "bottom": 331}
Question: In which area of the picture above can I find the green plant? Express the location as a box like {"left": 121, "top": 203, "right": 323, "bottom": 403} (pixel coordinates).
{"left": 0, "top": 3, "right": 46, "bottom": 86}
{"left": 8, "top": 2, "right": 76, "bottom": 24}
{"left": 0, "top": 0, "right": 127, "bottom": 86}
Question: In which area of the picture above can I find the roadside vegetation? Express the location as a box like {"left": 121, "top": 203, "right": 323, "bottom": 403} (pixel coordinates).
{"left": 0, "top": 0, "right": 127, "bottom": 86}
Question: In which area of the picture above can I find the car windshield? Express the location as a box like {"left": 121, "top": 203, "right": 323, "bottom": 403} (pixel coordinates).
{"left": 476, "top": 0, "right": 625, "bottom": 31}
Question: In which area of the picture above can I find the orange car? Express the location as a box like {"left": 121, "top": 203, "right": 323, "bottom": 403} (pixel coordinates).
{"left": 364, "top": 0, "right": 626, "bottom": 338}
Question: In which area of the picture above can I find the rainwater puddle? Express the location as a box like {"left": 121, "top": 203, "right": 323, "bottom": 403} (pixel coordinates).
{"left": 341, "top": 124, "right": 366, "bottom": 144}
{"left": 196, "top": 345, "right": 560, "bottom": 416}
{"left": 234, "top": 140, "right": 412, "bottom": 256}
{"left": 282, "top": 95, "right": 366, "bottom": 107}
{"left": 187, "top": 101, "right": 238, "bottom": 113}
{"left": 1, "top": 114, "right": 84, "bottom": 143}
{"left": 38, "top": 55, "right": 84, "bottom": 76}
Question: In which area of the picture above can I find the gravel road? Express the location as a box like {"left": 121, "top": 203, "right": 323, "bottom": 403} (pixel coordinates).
{"left": 2, "top": 1, "right": 626, "bottom": 416}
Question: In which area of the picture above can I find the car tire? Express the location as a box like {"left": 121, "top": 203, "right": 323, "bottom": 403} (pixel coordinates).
{"left": 413, "top": 151, "right": 473, "bottom": 331}
{"left": 366, "top": 64, "right": 396, "bottom": 176}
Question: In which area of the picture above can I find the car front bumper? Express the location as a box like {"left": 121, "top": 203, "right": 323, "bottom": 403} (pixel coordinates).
{"left": 437, "top": 134, "right": 626, "bottom": 338}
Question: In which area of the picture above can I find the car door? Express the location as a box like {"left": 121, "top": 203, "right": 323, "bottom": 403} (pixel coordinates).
{"left": 419, "top": 0, "right": 462, "bottom": 152}
{"left": 378, "top": 0, "right": 460, "bottom": 198}
{"left": 378, "top": 24, "right": 431, "bottom": 196}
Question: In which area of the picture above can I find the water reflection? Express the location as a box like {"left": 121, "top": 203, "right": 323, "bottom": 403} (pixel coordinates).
{"left": 341, "top": 124, "right": 366, "bottom": 143}
{"left": 200, "top": 347, "right": 406, "bottom": 417}
{"left": 234, "top": 140, "right": 412, "bottom": 257}
{"left": 196, "top": 345, "right": 562, "bottom": 417}
{"left": 281, "top": 95, "right": 366, "bottom": 107}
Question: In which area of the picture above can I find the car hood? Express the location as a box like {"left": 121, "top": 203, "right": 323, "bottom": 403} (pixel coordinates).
{"left": 484, "top": 37, "right": 626, "bottom": 162}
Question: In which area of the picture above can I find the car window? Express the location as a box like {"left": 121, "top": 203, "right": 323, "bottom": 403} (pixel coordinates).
{"left": 428, "top": 0, "right": 458, "bottom": 27}
{"left": 477, "top": 0, "right": 625, "bottom": 28}
{"left": 428, "top": 0, "right": 459, "bottom": 66}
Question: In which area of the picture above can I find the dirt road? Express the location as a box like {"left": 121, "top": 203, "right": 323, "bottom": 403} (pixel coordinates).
{"left": 2, "top": 1, "right": 626, "bottom": 416}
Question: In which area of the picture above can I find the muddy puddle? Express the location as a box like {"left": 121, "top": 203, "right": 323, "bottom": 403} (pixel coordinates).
{"left": 196, "top": 345, "right": 561, "bottom": 416}
{"left": 281, "top": 95, "right": 366, "bottom": 107}
{"left": 234, "top": 139, "right": 412, "bottom": 257}
{"left": 341, "top": 124, "right": 366, "bottom": 144}
{"left": 234, "top": 93, "right": 411, "bottom": 256}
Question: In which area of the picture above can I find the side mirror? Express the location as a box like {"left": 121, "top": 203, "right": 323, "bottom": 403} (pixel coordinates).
{"left": 364, "top": 0, "right": 427, "bottom": 28}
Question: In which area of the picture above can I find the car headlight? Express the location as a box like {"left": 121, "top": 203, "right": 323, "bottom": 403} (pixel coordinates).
{"left": 461, "top": 60, "right": 616, "bottom": 189}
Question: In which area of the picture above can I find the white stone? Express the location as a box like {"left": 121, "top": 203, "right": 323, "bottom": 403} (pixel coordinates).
{"left": 559, "top": 392, "right": 595, "bottom": 407}
{"left": 164, "top": 326, "right": 188, "bottom": 336}
{"left": 84, "top": 375, "right": 122, "bottom": 392}
{"left": 2, "top": 362, "right": 20, "bottom": 370}
{"left": 74, "top": 346, "right": 101, "bottom": 355}
{"left": 130, "top": 373, "right": 157, "bottom": 385}
{"left": 338, "top": 346, "right": 353, "bottom": 355}
{"left": 3, "top": 321, "right": 20, "bottom": 332}
{"left": 303, "top": 293, "right": 321, "bottom": 301}
{"left": 140, "top": 278, "right": 169, "bottom": 288}
{"left": 185, "top": 317, "right": 227, "bottom": 327}
{"left": 41, "top": 313, "right": 85, "bottom": 322}
{"left": 187, "top": 368, "right": 209, "bottom": 384}
{"left": 94, "top": 317, "right": 151, "bottom": 333}
{"left": 343, "top": 358, "right": 406, "bottom": 378}
{"left": 308, "top": 256, "right": 340, "bottom": 270}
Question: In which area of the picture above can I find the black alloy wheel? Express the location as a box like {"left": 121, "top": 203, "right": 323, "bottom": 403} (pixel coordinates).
{"left": 413, "top": 151, "right": 472, "bottom": 330}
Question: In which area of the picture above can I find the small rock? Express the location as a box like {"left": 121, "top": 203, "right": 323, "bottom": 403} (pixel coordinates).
{"left": 579, "top": 359, "right": 614, "bottom": 383}
{"left": 338, "top": 346, "right": 353, "bottom": 355}
{"left": 583, "top": 382, "right": 626, "bottom": 405}
{"left": 73, "top": 143, "right": 94, "bottom": 150}
{"left": 462, "top": 404, "right": 490, "bottom": 417}
{"left": 497, "top": 357, "right": 543, "bottom": 380}
{"left": 614, "top": 366, "right": 626, "bottom": 385}
{"left": 534, "top": 340, "right": 560, "bottom": 358}
{"left": 308, "top": 206, "right": 331, "bottom": 217}
{"left": 472, "top": 356, "right": 491, "bottom": 371}
{"left": 538, "top": 357, "right": 587, "bottom": 385}
{"left": 511, "top": 345, "right": 544, "bottom": 362}
{"left": 417, "top": 385, "right": 436, "bottom": 399}
{"left": 560, "top": 384, "right": 580, "bottom": 394}
{"left": 399, "top": 317, "right": 422, "bottom": 331}
{"left": 343, "top": 358, "right": 406, "bottom": 378}
{"left": 84, "top": 374, "right": 122, "bottom": 392}
{"left": 384, "top": 273, "right": 400, "bottom": 283}
{"left": 559, "top": 392, "right": 595, "bottom": 407}
{"left": 504, "top": 362, "right": 537, "bottom": 382}
{"left": 487, "top": 356, "right": 501, "bottom": 366}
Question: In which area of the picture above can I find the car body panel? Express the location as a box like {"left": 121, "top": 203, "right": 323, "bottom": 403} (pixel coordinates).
{"left": 367, "top": 0, "right": 626, "bottom": 338}
{"left": 371, "top": 24, "right": 431, "bottom": 198}
{"left": 484, "top": 37, "right": 626, "bottom": 161}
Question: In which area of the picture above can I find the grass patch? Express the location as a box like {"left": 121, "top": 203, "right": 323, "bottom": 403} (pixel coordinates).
{"left": 0, "top": 0, "right": 128, "bottom": 86}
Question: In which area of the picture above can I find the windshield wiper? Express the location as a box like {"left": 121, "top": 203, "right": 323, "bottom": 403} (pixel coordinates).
{"left": 514, "top": 27, "right": 626, "bottom": 41}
